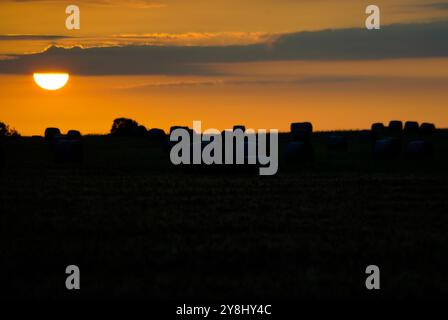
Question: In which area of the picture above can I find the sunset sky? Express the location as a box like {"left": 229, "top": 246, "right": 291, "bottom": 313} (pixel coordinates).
{"left": 1, "top": 0, "right": 448, "bottom": 135}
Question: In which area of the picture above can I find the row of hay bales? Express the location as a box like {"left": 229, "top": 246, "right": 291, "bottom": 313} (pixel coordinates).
{"left": 288, "top": 122, "right": 350, "bottom": 161}
{"left": 44, "top": 126, "right": 170, "bottom": 163}
{"left": 169, "top": 125, "right": 262, "bottom": 165}
{"left": 285, "top": 121, "right": 437, "bottom": 162}
{"left": 40, "top": 120, "right": 437, "bottom": 165}
{"left": 370, "top": 121, "right": 436, "bottom": 159}
{"left": 44, "top": 128, "right": 84, "bottom": 163}
{"left": 166, "top": 121, "right": 435, "bottom": 163}
{"left": 45, "top": 128, "right": 82, "bottom": 141}
{"left": 371, "top": 121, "right": 436, "bottom": 137}
{"left": 170, "top": 122, "right": 316, "bottom": 164}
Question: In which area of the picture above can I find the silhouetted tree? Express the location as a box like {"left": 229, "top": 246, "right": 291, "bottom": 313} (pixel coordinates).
{"left": 110, "top": 118, "right": 147, "bottom": 137}
{"left": 0, "top": 122, "right": 20, "bottom": 138}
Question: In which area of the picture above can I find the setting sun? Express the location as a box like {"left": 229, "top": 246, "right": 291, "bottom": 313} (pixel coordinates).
{"left": 33, "top": 73, "right": 69, "bottom": 91}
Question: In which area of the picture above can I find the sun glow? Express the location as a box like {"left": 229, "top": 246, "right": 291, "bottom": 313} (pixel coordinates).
{"left": 33, "top": 73, "right": 69, "bottom": 90}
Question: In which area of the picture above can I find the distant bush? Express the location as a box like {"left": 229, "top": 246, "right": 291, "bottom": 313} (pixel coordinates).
{"left": 110, "top": 118, "right": 147, "bottom": 137}
{"left": 0, "top": 121, "right": 20, "bottom": 138}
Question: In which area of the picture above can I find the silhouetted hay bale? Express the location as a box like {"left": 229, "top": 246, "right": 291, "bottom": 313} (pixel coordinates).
{"left": 405, "top": 140, "right": 433, "bottom": 159}
{"left": 148, "top": 128, "right": 166, "bottom": 143}
{"left": 373, "top": 137, "right": 401, "bottom": 159}
{"left": 404, "top": 121, "right": 419, "bottom": 134}
{"left": 233, "top": 125, "right": 246, "bottom": 132}
{"left": 327, "top": 135, "right": 348, "bottom": 152}
{"left": 371, "top": 123, "right": 385, "bottom": 138}
{"left": 420, "top": 123, "right": 436, "bottom": 135}
{"left": 67, "top": 130, "right": 82, "bottom": 140}
{"left": 291, "top": 122, "right": 313, "bottom": 134}
{"left": 290, "top": 122, "right": 313, "bottom": 142}
{"left": 388, "top": 120, "right": 403, "bottom": 134}
{"left": 51, "top": 137, "right": 84, "bottom": 163}
{"left": 44, "top": 127, "right": 61, "bottom": 141}
{"left": 285, "top": 142, "right": 314, "bottom": 162}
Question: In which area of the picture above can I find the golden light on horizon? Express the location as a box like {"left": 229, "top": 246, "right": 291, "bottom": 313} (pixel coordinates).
{"left": 33, "top": 73, "right": 69, "bottom": 91}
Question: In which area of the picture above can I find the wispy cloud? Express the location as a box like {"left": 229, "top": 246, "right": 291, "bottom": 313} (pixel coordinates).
{"left": 117, "top": 76, "right": 364, "bottom": 90}
{"left": 419, "top": 2, "right": 448, "bottom": 10}
{"left": 0, "top": 35, "right": 69, "bottom": 41}
{"left": 10, "top": 0, "right": 165, "bottom": 9}
{"left": 1, "top": 21, "right": 447, "bottom": 75}
{"left": 0, "top": 32, "right": 274, "bottom": 55}
{"left": 112, "top": 32, "right": 274, "bottom": 46}
{"left": 0, "top": 55, "right": 17, "bottom": 61}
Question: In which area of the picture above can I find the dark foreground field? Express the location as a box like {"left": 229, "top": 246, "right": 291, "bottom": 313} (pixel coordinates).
{"left": 1, "top": 131, "right": 448, "bottom": 300}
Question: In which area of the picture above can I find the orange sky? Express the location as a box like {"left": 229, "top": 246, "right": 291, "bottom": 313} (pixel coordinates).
{"left": 2, "top": 59, "right": 448, "bottom": 136}
{"left": 1, "top": 0, "right": 448, "bottom": 135}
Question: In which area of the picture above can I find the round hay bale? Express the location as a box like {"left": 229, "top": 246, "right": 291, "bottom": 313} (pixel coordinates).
{"left": 404, "top": 121, "right": 419, "bottom": 134}
{"left": 388, "top": 120, "right": 403, "bottom": 134}
{"left": 371, "top": 123, "right": 385, "bottom": 131}
{"left": 67, "top": 130, "right": 82, "bottom": 140}
{"left": 285, "top": 141, "right": 314, "bottom": 162}
{"left": 233, "top": 125, "right": 246, "bottom": 132}
{"left": 148, "top": 128, "right": 166, "bottom": 142}
{"left": 406, "top": 140, "right": 433, "bottom": 159}
{"left": 44, "top": 127, "right": 61, "bottom": 141}
{"left": 291, "top": 122, "right": 313, "bottom": 133}
{"left": 290, "top": 122, "right": 313, "bottom": 142}
{"left": 51, "top": 137, "right": 84, "bottom": 163}
{"left": 373, "top": 137, "right": 401, "bottom": 158}
{"left": 327, "top": 135, "right": 348, "bottom": 152}
{"left": 371, "top": 123, "right": 385, "bottom": 138}
{"left": 420, "top": 123, "right": 436, "bottom": 135}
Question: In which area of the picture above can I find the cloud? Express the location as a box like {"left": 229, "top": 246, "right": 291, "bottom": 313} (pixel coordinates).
{"left": 111, "top": 32, "right": 274, "bottom": 46}
{"left": 117, "top": 76, "right": 363, "bottom": 90}
{"left": 0, "top": 32, "right": 274, "bottom": 55}
{"left": 420, "top": 2, "right": 448, "bottom": 10}
{"left": 10, "top": 0, "right": 165, "bottom": 9}
{"left": 0, "top": 55, "right": 17, "bottom": 61}
{"left": 1, "top": 21, "right": 447, "bottom": 75}
{"left": 0, "top": 35, "right": 69, "bottom": 41}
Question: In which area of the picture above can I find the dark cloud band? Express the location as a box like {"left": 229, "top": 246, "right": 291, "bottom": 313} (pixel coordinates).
{"left": 1, "top": 21, "right": 447, "bottom": 75}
